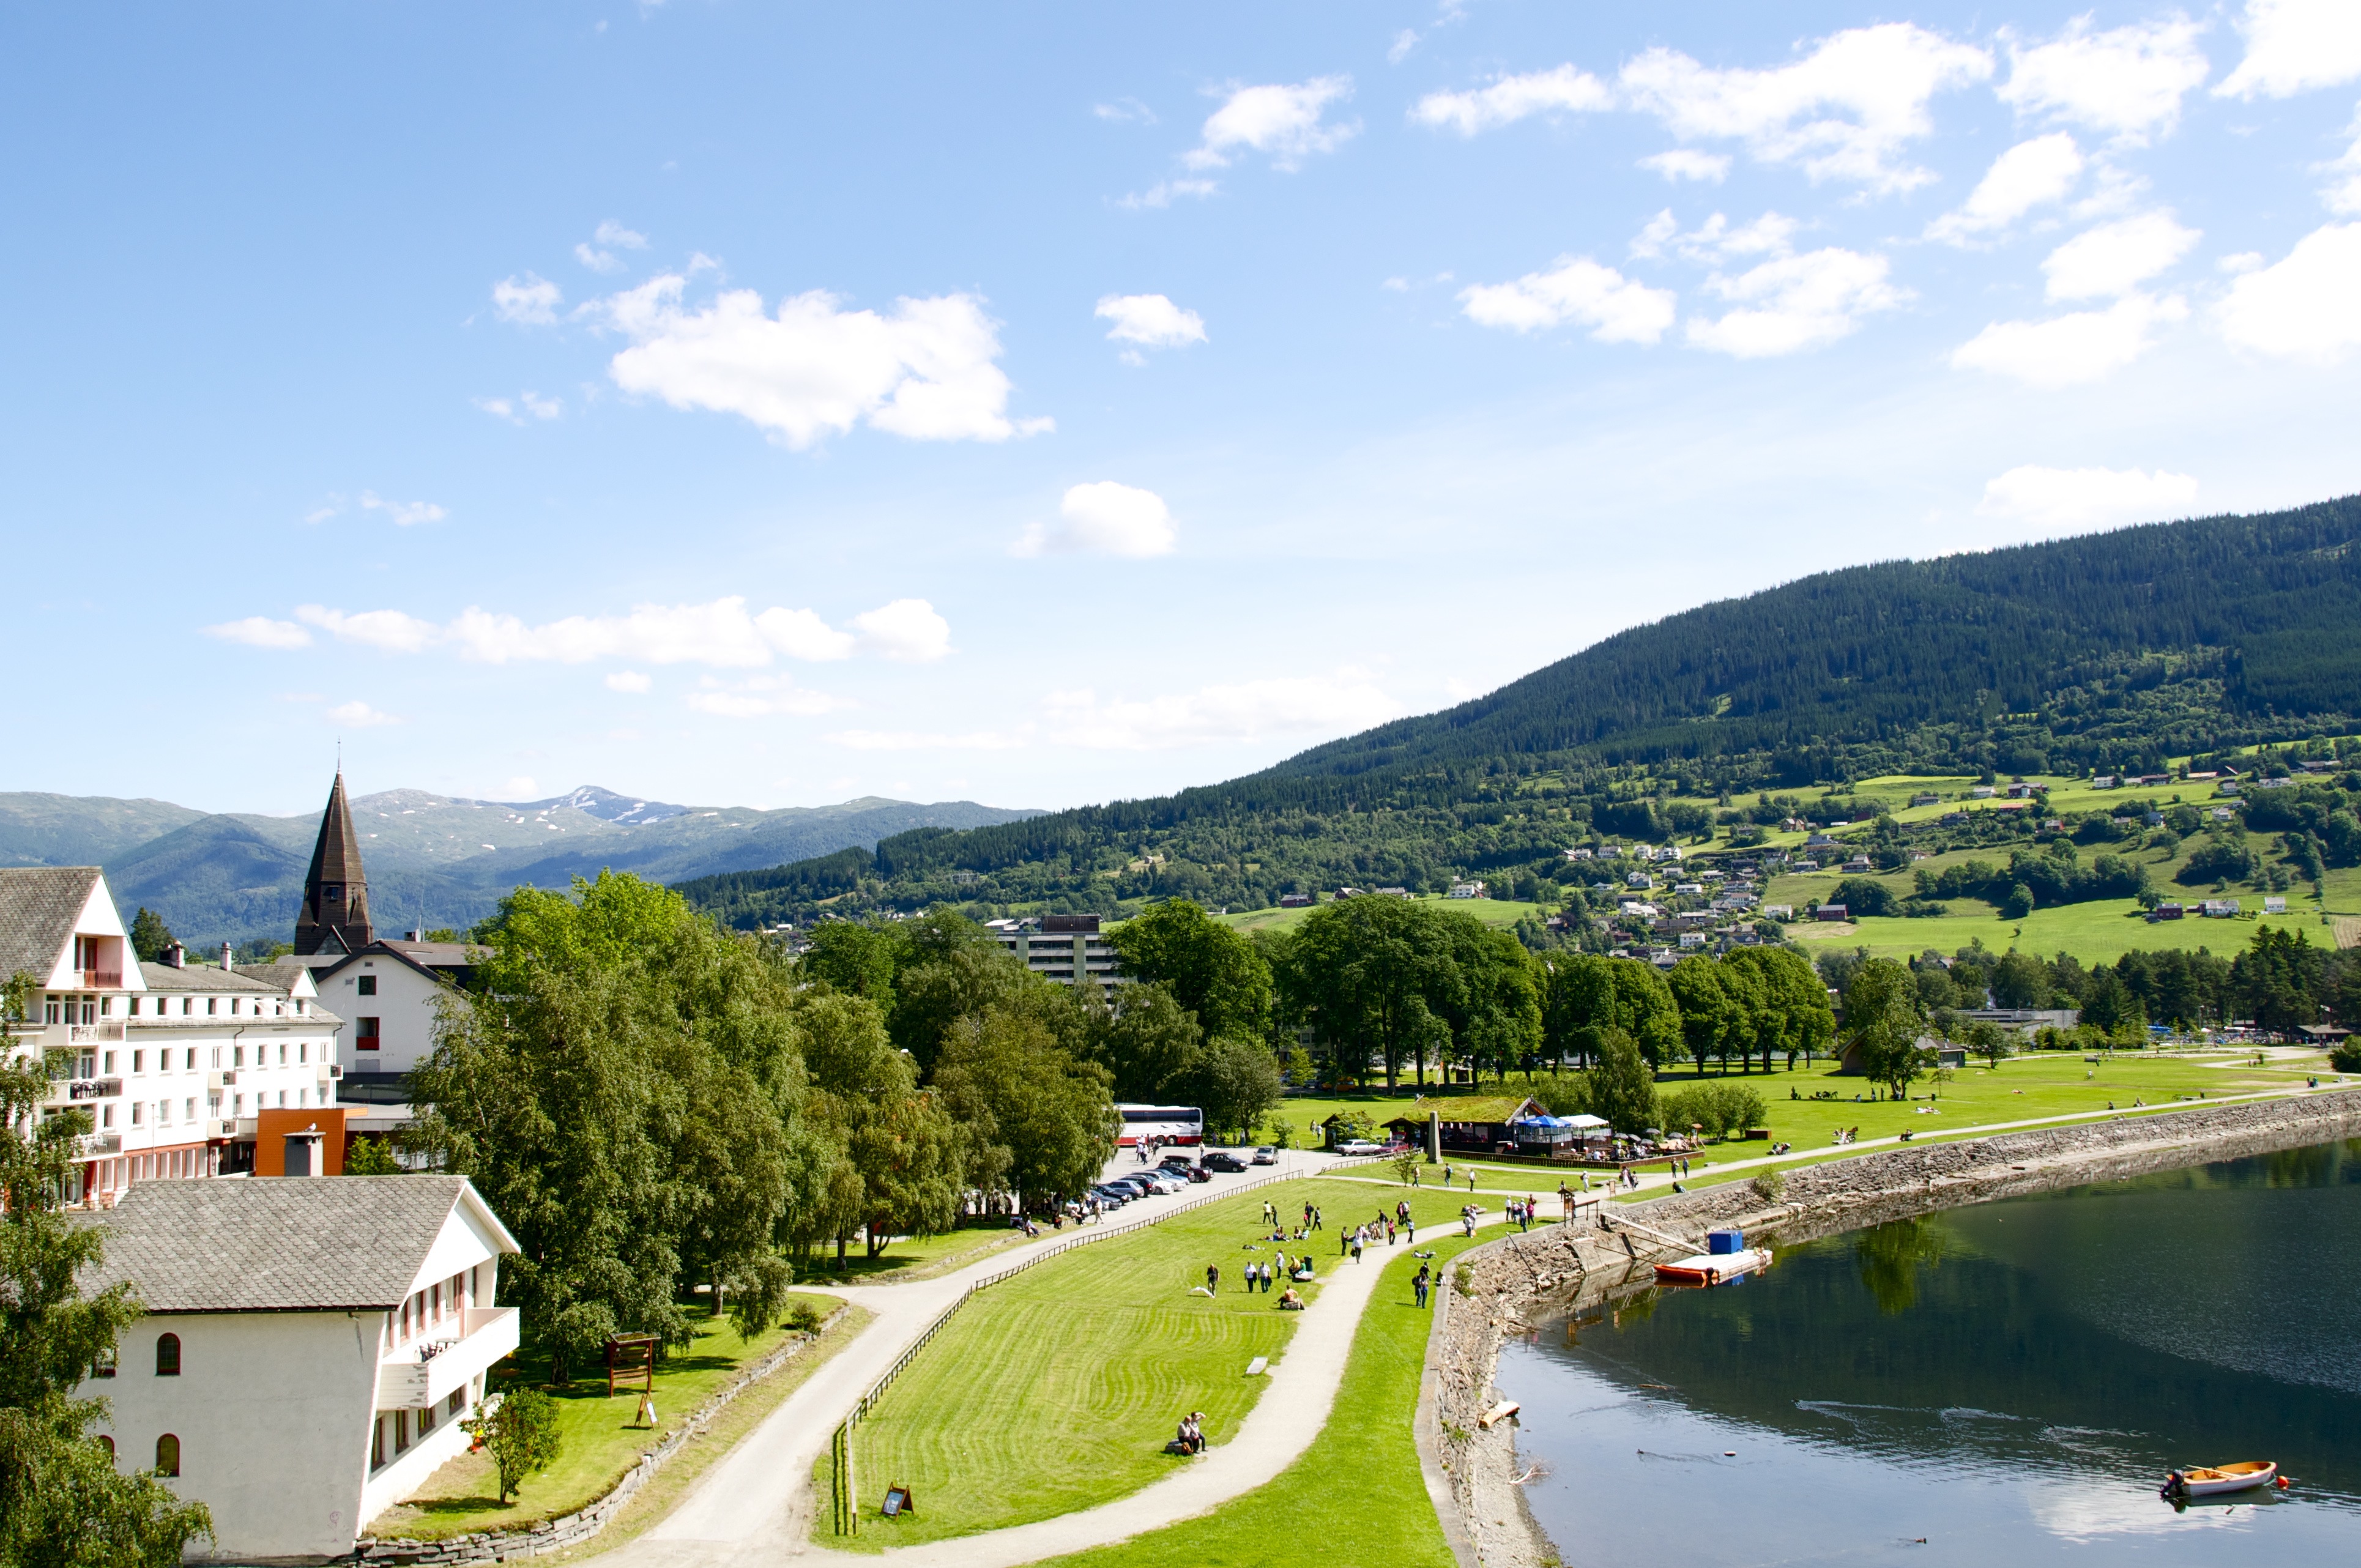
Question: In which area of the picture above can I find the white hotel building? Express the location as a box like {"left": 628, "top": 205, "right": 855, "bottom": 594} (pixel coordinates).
{"left": 2, "top": 866, "right": 345, "bottom": 1202}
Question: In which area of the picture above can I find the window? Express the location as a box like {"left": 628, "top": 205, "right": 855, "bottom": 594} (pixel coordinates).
{"left": 278, "top": 1044, "right": 288, "bottom": 1066}
{"left": 372, "top": 1416, "right": 385, "bottom": 1469}
{"left": 102, "top": 1105, "right": 114, "bottom": 1129}
{"left": 357, "top": 1019, "right": 381, "bottom": 1050}
{"left": 91, "top": 1345, "right": 117, "bottom": 1380}
{"left": 232, "top": 1094, "right": 244, "bottom": 1115}
{"left": 299, "top": 1042, "right": 309, "bottom": 1064}
{"left": 208, "top": 1047, "right": 220, "bottom": 1068}
{"left": 229, "top": 999, "right": 240, "bottom": 1016}
{"left": 157, "top": 1100, "right": 170, "bottom": 1126}
{"left": 130, "top": 1103, "right": 143, "bottom": 1127}
{"left": 103, "top": 1050, "right": 116, "bottom": 1074}
{"left": 393, "top": 1410, "right": 409, "bottom": 1453}
{"left": 180, "top": 997, "right": 191, "bottom": 1015}
{"left": 184, "top": 1098, "right": 196, "bottom": 1122}
{"left": 448, "top": 1388, "right": 466, "bottom": 1418}
{"left": 232, "top": 1045, "right": 244, "bottom": 1068}
{"left": 297, "top": 1000, "right": 308, "bottom": 1015}
{"left": 357, "top": 975, "right": 377, "bottom": 997}
{"left": 418, "top": 1400, "right": 436, "bottom": 1433}
{"left": 206, "top": 999, "right": 217, "bottom": 1016}
{"left": 155, "top": 1333, "right": 180, "bottom": 1377}
{"left": 155, "top": 1433, "right": 180, "bottom": 1477}
{"left": 184, "top": 1049, "right": 196, "bottom": 1071}
{"left": 97, "top": 1434, "right": 114, "bottom": 1460}
{"left": 131, "top": 1050, "right": 144, "bottom": 1075}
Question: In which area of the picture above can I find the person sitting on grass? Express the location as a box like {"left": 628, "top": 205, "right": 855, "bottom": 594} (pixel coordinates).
{"left": 1279, "top": 1287, "right": 1305, "bottom": 1310}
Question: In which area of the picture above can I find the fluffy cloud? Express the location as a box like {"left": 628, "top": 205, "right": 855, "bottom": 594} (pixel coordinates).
{"left": 1638, "top": 149, "right": 1731, "bottom": 182}
{"left": 685, "top": 674, "right": 844, "bottom": 718}
{"left": 1950, "top": 292, "right": 2188, "bottom": 386}
{"left": 1458, "top": 258, "right": 1677, "bottom": 343}
{"left": 1618, "top": 24, "right": 1991, "bottom": 194}
{"left": 272, "top": 595, "right": 943, "bottom": 667}
{"left": 1095, "top": 294, "right": 1207, "bottom": 349}
{"left": 325, "top": 700, "right": 401, "bottom": 729}
{"left": 1014, "top": 482, "right": 1178, "bottom": 557}
{"left": 1686, "top": 247, "right": 1908, "bottom": 357}
{"left": 493, "top": 273, "right": 562, "bottom": 325}
{"left": 1925, "top": 133, "right": 2086, "bottom": 243}
{"left": 599, "top": 274, "right": 1049, "bottom": 447}
{"left": 1185, "top": 78, "right": 1357, "bottom": 171}
{"left": 2323, "top": 110, "right": 2361, "bottom": 213}
{"left": 1977, "top": 464, "right": 2201, "bottom": 527}
{"left": 576, "top": 219, "right": 649, "bottom": 273}
{"left": 359, "top": 492, "right": 447, "bottom": 527}
{"left": 204, "top": 615, "right": 312, "bottom": 650}
{"left": 1410, "top": 65, "right": 1612, "bottom": 135}
{"left": 475, "top": 392, "right": 563, "bottom": 423}
{"left": 2042, "top": 212, "right": 2201, "bottom": 300}
{"left": 846, "top": 599, "right": 953, "bottom": 663}
{"left": 2215, "top": 221, "right": 2361, "bottom": 362}
{"left": 2216, "top": 0, "right": 2361, "bottom": 99}
{"left": 1997, "top": 15, "right": 2212, "bottom": 144}
{"left": 1040, "top": 669, "right": 1402, "bottom": 750}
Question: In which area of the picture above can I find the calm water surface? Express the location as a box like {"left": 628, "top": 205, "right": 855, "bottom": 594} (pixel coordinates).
{"left": 1503, "top": 1139, "right": 2361, "bottom": 1566}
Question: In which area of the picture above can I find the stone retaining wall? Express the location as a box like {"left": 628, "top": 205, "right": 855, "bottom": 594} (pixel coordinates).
{"left": 357, "top": 1307, "right": 847, "bottom": 1566}
{"left": 1415, "top": 1089, "right": 2361, "bottom": 1568}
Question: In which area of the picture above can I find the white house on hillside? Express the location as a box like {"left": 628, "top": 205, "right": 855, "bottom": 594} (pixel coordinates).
{"left": 80, "top": 1175, "right": 520, "bottom": 1562}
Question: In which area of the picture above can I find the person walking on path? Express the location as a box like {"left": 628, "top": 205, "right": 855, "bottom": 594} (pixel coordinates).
{"left": 1467, "top": 1169, "right": 1478, "bottom": 1192}
{"left": 1443, "top": 1162, "right": 1453, "bottom": 1187}
{"left": 1413, "top": 1266, "right": 1430, "bottom": 1309}
{"left": 1340, "top": 1225, "right": 1352, "bottom": 1257}
{"left": 1351, "top": 1230, "right": 1365, "bottom": 1264}
{"left": 1313, "top": 1206, "right": 1323, "bottom": 1232}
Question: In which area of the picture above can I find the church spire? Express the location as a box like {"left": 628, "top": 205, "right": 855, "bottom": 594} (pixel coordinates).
{"left": 294, "top": 770, "right": 373, "bottom": 956}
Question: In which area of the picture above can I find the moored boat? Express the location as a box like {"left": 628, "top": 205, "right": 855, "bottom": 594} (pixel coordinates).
{"left": 1654, "top": 1247, "right": 1773, "bottom": 1287}
{"left": 2162, "top": 1461, "right": 2278, "bottom": 1499}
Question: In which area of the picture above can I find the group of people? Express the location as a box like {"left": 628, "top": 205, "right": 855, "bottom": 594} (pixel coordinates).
{"left": 1168, "top": 1411, "right": 1208, "bottom": 1455}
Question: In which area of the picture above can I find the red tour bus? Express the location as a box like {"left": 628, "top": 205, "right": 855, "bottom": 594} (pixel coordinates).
{"left": 1115, "top": 1104, "right": 1204, "bottom": 1147}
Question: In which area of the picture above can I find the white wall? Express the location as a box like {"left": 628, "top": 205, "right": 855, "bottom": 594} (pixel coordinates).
{"left": 325, "top": 959, "right": 448, "bottom": 1075}
{"left": 90, "top": 1311, "right": 382, "bottom": 1561}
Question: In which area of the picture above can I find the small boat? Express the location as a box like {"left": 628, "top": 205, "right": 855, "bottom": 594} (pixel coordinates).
{"left": 1654, "top": 1248, "right": 1772, "bottom": 1287}
{"left": 2162, "top": 1461, "right": 2278, "bottom": 1499}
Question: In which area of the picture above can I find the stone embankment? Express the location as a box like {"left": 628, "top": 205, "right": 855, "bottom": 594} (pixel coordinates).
{"left": 359, "top": 1308, "right": 848, "bottom": 1566}
{"left": 1416, "top": 1090, "right": 2361, "bottom": 1568}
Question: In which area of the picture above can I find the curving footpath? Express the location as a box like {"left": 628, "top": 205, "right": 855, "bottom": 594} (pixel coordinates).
{"left": 595, "top": 1153, "right": 1500, "bottom": 1568}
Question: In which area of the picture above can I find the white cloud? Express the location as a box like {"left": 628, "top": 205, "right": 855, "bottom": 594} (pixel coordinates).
{"left": 1638, "top": 149, "right": 1731, "bottom": 182}
{"left": 1184, "top": 78, "right": 1356, "bottom": 171}
{"left": 294, "top": 604, "right": 443, "bottom": 653}
{"left": 825, "top": 728, "right": 1027, "bottom": 751}
{"left": 278, "top": 595, "right": 926, "bottom": 666}
{"left": 1618, "top": 24, "right": 1992, "bottom": 195}
{"left": 1095, "top": 294, "right": 1207, "bottom": 349}
{"left": 359, "top": 492, "right": 447, "bottom": 526}
{"left": 2323, "top": 108, "right": 2361, "bottom": 212}
{"left": 1040, "top": 669, "right": 1402, "bottom": 750}
{"left": 2215, "top": 221, "right": 2361, "bottom": 362}
{"left": 1670, "top": 211, "right": 1801, "bottom": 264}
{"left": 493, "top": 273, "right": 562, "bottom": 325}
{"left": 1458, "top": 258, "right": 1677, "bottom": 343}
{"left": 1977, "top": 465, "right": 2201, "bottom": 527}
{"left": 2216, "top": 0, "right": 2361, "bottom": 99}
{"left": 596, "top": 220, "right": 647, "bottom": 249}
{"left": 848, "top": 598, "right": 953, "bottom": 662}
{"left": 1015, "top": 481, "right": 1180, "bottom": 558}
{"left": 576, "top": 243, "right": 625, "bottom": 274}
{"left": 685, "top": 674, "right": 844, "bottom": 718}
{"left": 1925, "top": 133, "right": 2086, "bottom": 243}
{"left": 1094, "top": 97, "right": 1157, "bottom": 125}
{"left": 1950, "top": 292, "right": 2188, "bottom": 385}
{"left": 2042, "top": 212, "right": 2201, "bottom": 300}
{"left": 575, "top": 222, "right": 649, "bottom": 275}
{"left": 600, "top": 274, "right": 1049, "bottom": 448}
{"left": 605, "top": 669, "right": 652, "bottom": 693}
{"left": 1388, "top": 29, "right": 1421, "bottom": 65}
{"left": 1997, "top": 15, "right": 2212, "bottom": 144}
{"left": 1119, "top": 178, "right": 1221, "bottom": 209}
{"left": 325, "top": 700, "right": 401, "bottom": 729}
{"left": 1410, "top": 65, "right": 1612, "bottom": 135}
{"left": 204, "top": 615, "right": 313, "bottom": 650}
{"left": 1685, "top": 248, "right": 1908, "bottom": 357}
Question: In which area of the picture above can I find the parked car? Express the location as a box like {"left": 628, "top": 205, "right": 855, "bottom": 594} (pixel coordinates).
{"left": 1251, "top": 1146, "right": 1278, "bottom": 1165}
{"left": 1089, "top": 1184, "right": 1132, "bottom": 1207}
{"left": 1200, "top": 1150, "right": 1247, "bottom": 1173}
{"left": 1139, "top": 1172, "right": 1186, "bottom": 1194}
{"left": 1157, "top": 1153, "right": 1197, "bottom": 1173}
{"left": 1334, "top": 1139, "right": 1383, "bottom": 1157}
{"left": 1178, "top": 1164, "right": 1211, "bottom": 1183}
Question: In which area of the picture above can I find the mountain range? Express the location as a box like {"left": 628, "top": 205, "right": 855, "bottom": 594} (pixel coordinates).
{"left": 674, "top": 495, "right": 2361, "bottom": 927}
{"left": 0, "top": 786, "right": 1042, "bottom": 951}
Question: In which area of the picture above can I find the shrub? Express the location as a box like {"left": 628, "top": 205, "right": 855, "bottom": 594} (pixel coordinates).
{"left": 787, "top": 1298, "right": 825, "bottom": 1333}
{"left": 2330, "top": 1042, "right": 2361, "bottom": 1073}
{"left": 2178, "top": 838, "right": 2257, "bottom": 886}
{"left": 463, "top": 1389, "right": 563, "bottom": 1503}
{"left": 1751, "top": 1169, "right": 1787, "bottom": 1203}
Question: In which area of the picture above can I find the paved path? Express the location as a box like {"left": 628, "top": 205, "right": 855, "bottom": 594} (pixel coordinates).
{"left": 597, "top": 1151, "right": 1426, "bottom": 1568}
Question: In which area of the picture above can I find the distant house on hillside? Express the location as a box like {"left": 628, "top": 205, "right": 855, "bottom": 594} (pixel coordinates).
{"left": 1278, "top": 893, "right": 1314, "bottom": 907}
{"left": 1815, "top": 904, "right": 1851, "bottom": 921}
{"left": 1448, "top": 881, "right": 1486, "bottom": 899}
{"left": 1909, "top": 792, "right": 1941, "bottom": 807}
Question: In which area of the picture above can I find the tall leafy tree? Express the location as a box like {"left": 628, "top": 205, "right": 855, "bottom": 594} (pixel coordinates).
{"left": 1106, "top": 901, "right": 1275, "bottom": 1042}
{"left": 1667, "top": 957, "right": 1735, "bottom": 1076}
{"left": 1842, "top": 959, "right": 1929, "bottom": 1101}
{"left": 1587, "top": 1027, "right": 1658, "bottom": 1134}
{"left": 1, "top": 982, "right": 215, "bottom": 1568}
{"left": 797, "top": 994, "right": 963, "bottom": 1265}
{"left": 125, "top": 909, "right": 175, "bottom": 965}
{"left": 798, "top": 921, "right": 901, "bottom": 1009}
{"left": 932, "top": 1009, "right": 1115, "bottom": 1210}
{"left": 1274, "top": 897, "right": 1465, "bottom": 1089}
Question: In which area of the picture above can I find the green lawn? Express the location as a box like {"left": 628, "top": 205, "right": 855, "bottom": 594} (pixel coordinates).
{"left": 798, "top": 1223, "right": 1030, "bottom": 1285}
{"left": 1027, "top": 1231, "right": 1485, "bottom": 1568}
{"left": 368, "top": 1297, "right": 844, "bottom": 1541}
{"left": 824, "top": 1178, "right": 1487, "bottom": 1549}
{"left": 1785, "top": 901, "right": 2332, "bottom": 965}
{"left": 1211, "top": 893, "right": 1553, "bottom": 937}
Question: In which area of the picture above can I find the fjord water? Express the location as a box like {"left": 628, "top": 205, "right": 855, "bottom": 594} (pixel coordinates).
{"left": 1504, "top": 1140, "right": 2361, "bottom": 1565}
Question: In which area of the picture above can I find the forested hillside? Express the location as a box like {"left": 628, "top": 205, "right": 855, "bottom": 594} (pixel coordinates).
{"left": 675, "top": 498, "right": 2361, "bottom": 929}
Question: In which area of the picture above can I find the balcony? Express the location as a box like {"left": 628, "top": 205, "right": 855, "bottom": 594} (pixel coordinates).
{"left": 69, "top": 1022, "right": 125, "bottom": 1044}
{"left": 376, "top": 1307, "right": 519, "bottom": 1410}
{"left": 77, "top": 970, "right": 124, "bottom": 989}
{"left": 78, "top": 1132, "right": 122, "bottom": 1156}
{"left": 58, "top": 1077, "right": 122, "bottom": 1102}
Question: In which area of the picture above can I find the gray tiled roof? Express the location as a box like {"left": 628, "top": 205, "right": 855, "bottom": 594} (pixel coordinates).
{"left": 80, "top": 1176, "right": 489, "bottom": 1313}
{"left": 0, "top": 866, "right": 102, "bottom": 984}
{"left": 138, "top": 960, "right": 277, "bottom": 994}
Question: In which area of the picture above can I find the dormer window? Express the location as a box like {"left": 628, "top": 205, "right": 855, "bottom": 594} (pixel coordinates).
{"left": 322, "top": 885, "right": 342, "bottom": 904}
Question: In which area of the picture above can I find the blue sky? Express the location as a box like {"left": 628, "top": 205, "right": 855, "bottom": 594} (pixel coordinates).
{"left": 9, "top": 1, "right": 2360, "bottom": 817}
